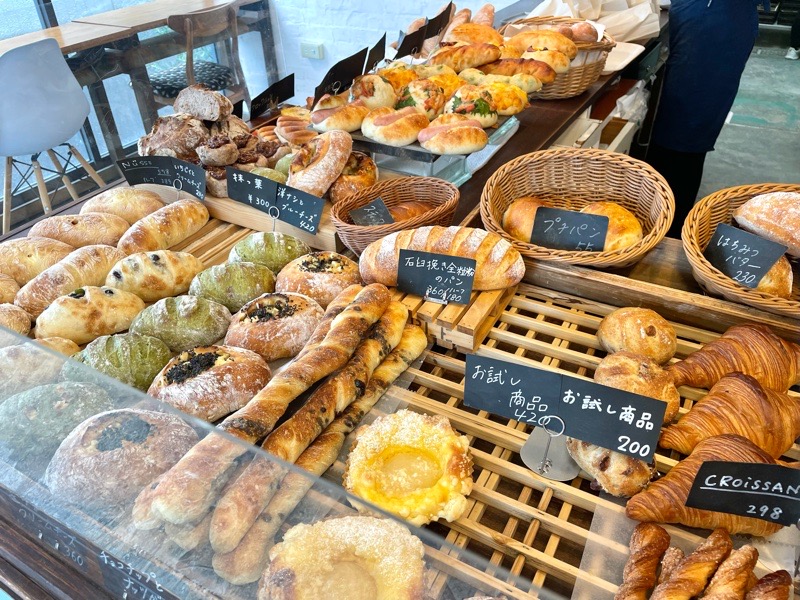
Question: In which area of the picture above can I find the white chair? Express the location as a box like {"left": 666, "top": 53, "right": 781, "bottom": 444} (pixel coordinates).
{"left": 0, "top": 38, "right": 105, "bottom": 234}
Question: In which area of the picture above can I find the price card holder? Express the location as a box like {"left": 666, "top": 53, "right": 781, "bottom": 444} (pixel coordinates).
{"left": 397, "top": 249, "right": 475, "bottom": 305}
{"left": 394, "top": 23, "right": 428, "bottom": 59}
{"left": 530, "top": 207, "right": 608, "bottom": 252}
{"left": 364, "top": 33, "right": 387, "bottom": 74}
{"left": 250, "top": 73, "right": 295, "bottom": 120}
{"left": 349, "top": 197, "right": 394, "bottom": 226}
{"left": 313, "top": 47, "right": 368, "bottom": 106}
{"left": 117, "top": 157, "right": 205, "bottom": 201}
{"left": 557, "top": 377, "right": 665, "bottom": 462}
{"left": 703, "top": 223, "right": 788, "bottom": 289}
{"left": 98, "top": 550, "right": 180, "bottom": 600}
{"left": 686, "top": 462, "right": 800, "bottom": 528}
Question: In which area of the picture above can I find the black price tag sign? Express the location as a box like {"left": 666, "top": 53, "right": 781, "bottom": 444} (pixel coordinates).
{"left": 232, "top": 99, "right": 244, "bottom": 118}
{"left": 530, "top": 207, "right": 608, "bottom": 251}
{"left": 117, "top": 157, "right": 206, "bottom": 200}
{"left": 426, "top": 2, "right": 454, "bottom": 39}
{"left": 686, "top": 462, "right": 800, "bottom": 527}
{"left": 397, "top": 249, "right": 475, "bottom": 305}
{"left": 464, "top": 355, "right": 562, "bottom": 425}
{"left": 364, "top": 34, "right": 387, "bottom": 74}
{"left": 703, "top": 223, "right": 787, "bottom": 289}
{"left": 394, "top": 22, "right": 428, "bottom": 59}
{"left": 250, "top": 73, "right": 295, "bottom": 120}
{"left": 313, "top": 47, "right": 368, "bottom": 106}
{"left": 349, "top": 197, "right": 394, "bottom": 226}
{"left": 226, "top": 167, "right": 324, "bottom": 234}
{"left": 7, "top": 494, "right": 89, "bottom": 574}
{"left": 557, "top": 377, "right": 665, "bottom": 462}
{"left": 98, "top": 550, "right": 180, "bottom": 600}
{"left": 463, "top": 358, "right": 665, "bottom": 462}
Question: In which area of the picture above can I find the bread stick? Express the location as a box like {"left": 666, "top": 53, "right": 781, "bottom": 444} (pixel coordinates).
{"left": 615, "top": 523, "right": 670, "bottom": 600}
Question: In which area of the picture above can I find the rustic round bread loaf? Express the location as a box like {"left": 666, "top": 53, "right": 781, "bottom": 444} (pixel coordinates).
{"left": 597, "top": 307, "right": 677, "bottom": 365}
{"left": 224, "top": 292, "right": 323, "bottom": 362}
{"left": 0, "top": 303, "right": 31, "bottom": 336}
{"left": 148, "top": 345, "right": 272, "bottom": 422}
{"left": 43, "top": 408, "right": 199, "bottom": 513}
{"left": 228, "top": 232, "right": 310, "bottom": 275}
{"left": 275, "top": 252, "right": 361, "bottom": 309}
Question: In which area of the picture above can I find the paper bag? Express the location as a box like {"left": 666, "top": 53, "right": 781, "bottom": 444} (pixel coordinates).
{"left": 598, "top": 4, "right": 660, "bottom": 42}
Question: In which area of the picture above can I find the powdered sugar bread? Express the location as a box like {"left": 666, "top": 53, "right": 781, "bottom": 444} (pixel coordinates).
{"left": 224, "top": 292, "right": 324, "bottom": 362}
{"left": 733, "top": 191, "right": 800, "bottom": 257}
{"left": 275, "top": 251, "right": 361, "bottom": 309}
{"left": 359, "top": 225, "right": 525, "bottom": 290}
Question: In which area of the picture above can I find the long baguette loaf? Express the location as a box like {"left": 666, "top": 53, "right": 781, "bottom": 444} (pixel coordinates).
{"left": 145, "top": 283, "right": 391, "bottom": 525}
{"left": 208, "top": 300, "right": 409, "bottom": 553}
{"left": 212, "top": 324, "right": 428, "bottom": 584}
{"left": 14, "top": 245, "right": 127, "bottom": 318}
{"left": 359, "top": 225, "right": 525, "bottom": 290}
{"left": 117, "top": 198, "right": 209, "bottom": 255}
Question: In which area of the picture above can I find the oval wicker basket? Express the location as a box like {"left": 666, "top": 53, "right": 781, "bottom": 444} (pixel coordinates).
{"left": 499, "top": 16, "right": 615, "bottom": 100}
{"left": 480, "top": 147, "right": 674, "bottom": 268}
{"left": 682, "top": 183, "right": 800, "bottom": 319}
{"left": 330, "top": 177, "right": 459, "bottom": 255}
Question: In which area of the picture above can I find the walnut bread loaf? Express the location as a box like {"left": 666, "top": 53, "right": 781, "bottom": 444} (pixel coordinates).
{"left": 359, "top": 225, "right": 525, "bottom": 290}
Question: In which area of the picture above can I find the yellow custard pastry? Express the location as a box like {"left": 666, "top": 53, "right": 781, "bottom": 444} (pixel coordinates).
{"left": 343, "top": 409, "right": 473, "bottom": 526}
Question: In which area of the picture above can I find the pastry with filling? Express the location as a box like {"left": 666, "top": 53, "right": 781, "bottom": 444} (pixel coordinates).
{"left": 224, "top": 292, "right": 323, "bottom": 362}
{"left": 275, "top": 251, "right": 361, "bottom": 309}
{"left": 148, "top": 345, "right": 272, "bottom": 422}
{"left": 343, "top": 409, "right": 473, "bottom": 526}
{"left": 258, "top": 516, "right": 424, "bottom": 600}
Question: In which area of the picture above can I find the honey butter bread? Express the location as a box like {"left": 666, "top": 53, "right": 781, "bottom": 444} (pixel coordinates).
{"left": 359, "top": 226, "right": 525, "bottom": 290}
{"left": 63, "top": 332, "right": 172, "bottom": 392}
{"left": 35, "top": 286, "right": 145, "bottom": 345}
{"left": 148, "top": 345, "right": 272, "bottom": 422}
{"left": 29, "top": 213, "right": 130, "bottom": 248}
{"left": 44, "top": 408, "right": 199, "bottom": 514}
{"left": 15, "top": 245, "right": 127, "bottom": 319}
{"left": 80, "top": 188, "right": 165, "bottom": 224}
{"left": 130, "top": 295, "right": 231, "bottom": 353}
{"left": 0, "top": 237, "right": 74, "bottom": 286}
{"left": 117, "top": 198, "right": 209, "bottom": 255}
{"left": 189, "top": 262, "right": 276, "bottom": 313}
{"left": 105, "top": 250, "right": 204, "bottom": 302}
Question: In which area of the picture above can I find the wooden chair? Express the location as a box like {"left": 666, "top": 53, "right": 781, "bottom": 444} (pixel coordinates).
{"left": 148, "top": 3, "right": 251, "bottom": 110}
{"left": 0, "top": 39, "right": 104, "bottom": 234}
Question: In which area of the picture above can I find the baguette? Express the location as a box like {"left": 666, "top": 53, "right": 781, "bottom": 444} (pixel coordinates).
{"left": 359, "top": 225, "right": 525, "bottom": 290}
{"left": 144, "top": 284, "right": 391, "bottom": 525}
{"left": 0, "top": 237, "right": 74, "bottom": 286}
{"left": 29, "top": 213, "right": 130, "bottom": 248}
{"left": 211, "top": 324, "right": 428, "bottom": 584}
{"left": 208, "top": 300, "right": 409, "bottom": 553}
{"left": 117, "top": 198, "right": 209, "bottom": 255}
{"left": 14, "top": 245, "right": 127, "bottom": 318}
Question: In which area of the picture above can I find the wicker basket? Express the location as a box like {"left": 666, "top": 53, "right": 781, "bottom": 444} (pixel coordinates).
{"left": 330, "top": 177, "right": 459, "bottom": 255}
{"left": 499, "top": 16, "right": 615, "bottom": 100}
{"left": 682, "top": 183, "right": 800, "bottom": 319}
{"left": 480, "top": 147, "right": 674, "bottom": 268}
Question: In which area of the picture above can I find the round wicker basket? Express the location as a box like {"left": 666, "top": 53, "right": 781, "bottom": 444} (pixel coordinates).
{"left": 499, "top": 16, "right": 615, "bottom": 100}
{"left": 480, "top": 147, "right": 674, "bottom": 268}
{"left": 682, "top": 183, "right": 800, "bottom": 319}
{"left": 330, "top": 177, "right": 459, "bottom": 255}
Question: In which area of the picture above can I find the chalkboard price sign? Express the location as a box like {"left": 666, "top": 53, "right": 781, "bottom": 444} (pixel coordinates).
{"left": 349, "top": 197, "right": 394, "bottom": 226}
{"left": 397, "top": 249, "right": 475, "bottom": 305}
{"left": 703, "top": 223, "right": 787, "bottom": 289}
{"left": 313, "top": 47, "right": 368, "bottom": 106}
{"left": 226, "top": 167, "right": 324, "bottom": 234}
{"left": 530, "top": 207, "right": 608, "bottom": 251}
{"left": 117, "top": 156, "right": 206, "bottom": 200}
{"left": 98, "top": 550, "right": 180, "bottom": 600}
{"left": 250, "top": 73, "right": 295, "bottom": 120}
{"left": 364, "top": 34, "right": 387, "bottom": 74}
{"left": 686, "top": 462, "right": 800, "bottom": 527}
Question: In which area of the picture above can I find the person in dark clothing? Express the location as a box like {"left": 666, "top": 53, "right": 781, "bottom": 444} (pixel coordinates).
{"left": 646, "top": 0, "right": 759, "bottom": 238}
{"left": 786, "top": 11, "right": 800, "bottom": 60}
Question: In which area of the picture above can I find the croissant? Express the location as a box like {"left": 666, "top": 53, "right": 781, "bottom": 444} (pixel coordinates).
{"left": 702, "top": 545, "right": 759, "bottom": 599}
{"left": 660, "top": 373, "right": 800, "bottom": 458}
{"left": 667, "top": 324, "right": 800, "bottom": 392}
{"left": 649, "top": 528, "right": 732, "bottom": 600}
{"left": 745, "top": 570, "right": 792, "bottom": 600}
{"left": 615, "top": 523, "right": 670, "bottom": 600}
{"left": 625, "top": 435, "right": 784, "bottom": 536}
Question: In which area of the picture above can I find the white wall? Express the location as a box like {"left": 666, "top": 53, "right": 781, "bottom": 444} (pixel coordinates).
{"left": 268, "top": 2, "right": 515, "bottom": 103}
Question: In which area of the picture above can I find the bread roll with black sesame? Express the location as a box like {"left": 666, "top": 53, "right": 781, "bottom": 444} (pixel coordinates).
{"left": 148, "top": 345, "right": 272, "bottom": 422}
{"left": 275, "top": 252, "right": 361, "bottom": 309}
